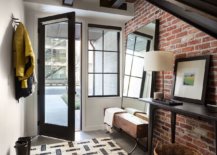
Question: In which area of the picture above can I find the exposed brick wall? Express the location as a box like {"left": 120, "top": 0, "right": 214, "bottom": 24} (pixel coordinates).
{"left": 125, "top": 0, "right": 217, "bottom": 154}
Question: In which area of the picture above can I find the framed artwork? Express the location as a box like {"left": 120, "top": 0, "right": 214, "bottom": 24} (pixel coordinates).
{"left": 172, "top": 55, "right": 210, "bottom": 104}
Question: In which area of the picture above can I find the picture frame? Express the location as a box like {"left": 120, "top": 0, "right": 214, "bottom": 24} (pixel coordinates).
{"left": 172, "top": 55, "right": 210, "bottom": 104}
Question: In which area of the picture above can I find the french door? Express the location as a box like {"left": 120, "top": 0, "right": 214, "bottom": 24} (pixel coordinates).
{"left": 38, "top": 12, "right": 75, "bottom": 140}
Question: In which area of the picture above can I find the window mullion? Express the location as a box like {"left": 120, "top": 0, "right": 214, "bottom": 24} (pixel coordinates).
{"left": 88, "top": 26, "right": 120, "bottom": 97}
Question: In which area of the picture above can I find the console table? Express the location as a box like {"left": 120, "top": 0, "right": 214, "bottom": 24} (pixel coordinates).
{"left": 140, "top": 98, "right": 217, "bottom": 155}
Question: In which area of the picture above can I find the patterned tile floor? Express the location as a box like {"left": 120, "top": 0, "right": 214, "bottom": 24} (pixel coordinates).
{"left": 31, "top": 130, "right": 147, "bottom": 155}
{"left": 31, "top": 137, "right": 128, "bottom": 155}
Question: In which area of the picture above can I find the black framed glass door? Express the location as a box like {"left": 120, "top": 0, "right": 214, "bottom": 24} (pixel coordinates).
{"left": 38, "top": 12, "right": 75, "bottom": 140}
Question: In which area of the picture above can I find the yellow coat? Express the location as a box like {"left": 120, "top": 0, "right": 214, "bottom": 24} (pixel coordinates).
{"left": 13, "top": 23, "right": 35, "bottom": 88}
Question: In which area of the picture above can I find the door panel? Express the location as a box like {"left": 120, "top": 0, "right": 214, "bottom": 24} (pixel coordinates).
{"left": 38, "top": 12, "right": 75, "bottom": 140}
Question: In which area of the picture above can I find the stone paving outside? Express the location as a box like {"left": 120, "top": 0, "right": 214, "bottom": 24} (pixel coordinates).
{"left": 45, "top": 86, "right": 81, "bottom": 131}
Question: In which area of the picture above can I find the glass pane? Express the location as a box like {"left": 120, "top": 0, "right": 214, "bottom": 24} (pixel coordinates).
{"left": 135, "top": 36, "right": 148, "bottom": 57}
{"left": 127, "top": 34, "right": 135, "bottom": 52}
{"left": 95, "top": 52, "right": 103, "bottom": 73}
{"left": 88, "top": 51, "right": 93, "bottom": 72}
{"left": 94, "top": 74, "right": 103, "bottom": 95}
{"left": 45, "top": 22, "right": 68, "bottom": 126}
{"left": 125, "top": 54, "right": 133, "bottom": 75}
{"left": 104, "top": 74, "right": 118, "bottom": 95}
{"left": 88, "top": 28, "right": 103, "bottom": 50}
{"left": 131, "top": 57, "right": 144, "bottom": 77}
{"left": 88, "top": 74, "right": 93, "bottom": 96}
{"left": 104, "top": 30, "right": 118, "bottom": 51}
{"left": 123, "top": 76, "right": 130, "bottom": 96}
{"left": 126, "top": 49, "right": 134, "bottom": 55}
{"left": 128, "top": 77, "right": 142, "bottom": 98}
{"left": 104, "top": 52, "right": 118, "bottom": 73}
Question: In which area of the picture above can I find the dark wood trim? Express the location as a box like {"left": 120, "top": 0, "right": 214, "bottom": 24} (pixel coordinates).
{"left": 133, "top": 31, "right": 153, "bottom": 39}
{"left": 140, "top": 71, "right": 146, "bottom": 98}
{"left": 68, "top": 12, "right": 75, "bottom": 140}
{"left": 171, "top": 112, "right": 176, "bottom": 143}
{"left": 215, "top": 121, "right": 217, "bottom": 154}
{"left": 38, "top": 12, "right": 75, "bottom": 141}
{"left": 141, "top": 98, "right": 217, "bottom": 155}
{"left": 172, "top": 55, "right": 210, "bottom": 104}
{"left": 38, "top": 12, "right": 73, "bottom": 23}
{"left": 117, "top": 32, "right": 121, "bottom": 96}
{"left": 123, "top": 19, "right": 159, "bottom": 99}
{"left": 175, "top": 0, "right": 217, "bottom": 19}
{"left": 147, "top": 0, "right": 217, "bottom": 39}
{"left": 153, "top": 19, "right": 159, "bottom": 51}
{"left": 88, "top": 95, "right": 120, "bottom": 98}
{"left": 88, "top": 25, "right": 120, "bottom": 97}
{"left": 147, "top": 104, "right": 156, "bottom": 155}
{"left": 88, "top": 24, "right": 122, "bottom": 31}
{"left": 37, "top": 22, "right": 45, "bottom": 135}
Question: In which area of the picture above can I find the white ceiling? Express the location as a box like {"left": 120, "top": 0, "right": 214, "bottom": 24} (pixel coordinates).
{"left": 24, "top": 0, "right": 134, "bottom": 22}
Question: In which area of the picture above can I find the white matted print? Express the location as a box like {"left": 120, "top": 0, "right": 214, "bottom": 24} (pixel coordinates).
{"left": 174, "top": 60, "right": 206, "bottom": 100}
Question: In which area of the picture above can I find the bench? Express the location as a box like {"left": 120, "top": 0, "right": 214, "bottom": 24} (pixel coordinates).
{"left": 111, "top": 111, "right": 149, "bottom": 153}
{"left": 113, "top": 113, "right": 148, "bottom": 139}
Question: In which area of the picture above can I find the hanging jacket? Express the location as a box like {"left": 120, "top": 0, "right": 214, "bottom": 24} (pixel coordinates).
{"left": 13, "top": 22, "right": 35, "bottom": 100}
{"left": 13, "top": 22, "right": 35, "bottom": 88}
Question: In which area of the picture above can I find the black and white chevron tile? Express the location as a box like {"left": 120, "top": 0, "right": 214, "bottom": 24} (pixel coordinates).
{"left": 31, "top": 137, "right": 127, "bottom": 155}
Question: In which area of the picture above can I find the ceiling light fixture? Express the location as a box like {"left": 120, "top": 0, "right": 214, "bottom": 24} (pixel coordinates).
{"left": 63, "top": 0, "right": 74, "bottom": 6}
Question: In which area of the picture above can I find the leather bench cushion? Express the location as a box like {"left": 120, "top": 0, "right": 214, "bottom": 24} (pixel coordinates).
{"left": 113, "top": 113, "right": 148, "bottom": 138}
{"left": 134, "top": 112, "right": 149, "bottom": 122}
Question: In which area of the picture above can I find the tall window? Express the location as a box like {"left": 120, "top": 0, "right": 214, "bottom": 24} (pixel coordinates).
{"left": 88, "top": 25, "right": 121, "bottom": 97}
{"left": 123, "top": 33, "right": 151, "bottom": 98}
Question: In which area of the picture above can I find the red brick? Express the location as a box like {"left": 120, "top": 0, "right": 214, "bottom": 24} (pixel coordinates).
{"left": 182, "top": 135, "right": 192, "bottom": 142}
{"left": 180, "top": 123, "right": 193, "bottom": 130}
{"left": 201, "top": 136, "right": 214, "bottom": 145}
{"left": 193, "top": 139, "right": 207, "bottom": 148}
{"left": 187, "top": 39, "right": 201, "bottom": 46}
{"left": 176, "top": 31, "right": 188, "bottom": 38}
{"left": 199, "top": 123, "right": 214, "bottom": 131}
{"left": 126, "top": 1, "right": 217, "bottom": 154}
{"left": 182, "top": 46, "right": 194, "bottom": 52}
{"left": 195, "top": 43, "right": 210, "bottom": 50}
{"left": 203, "top": 36, "right": 214, "bottom": 42}
{"left": 211, "top": 41, "right": 217, "bottom": 47}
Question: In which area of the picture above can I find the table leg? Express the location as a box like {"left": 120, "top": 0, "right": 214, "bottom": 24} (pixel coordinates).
{"left": 171, "top": 112, "right": 176, "bottom": 143}
{"left": 215, "top": 121, "right": 217, "bottom": 155}
{"left": 148, "top": 105, "right": 156, "bottom": 155}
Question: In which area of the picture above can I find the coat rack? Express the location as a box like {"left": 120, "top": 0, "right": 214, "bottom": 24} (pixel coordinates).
{"left": 11, "top": 14, "right": 20, "bottom": 29}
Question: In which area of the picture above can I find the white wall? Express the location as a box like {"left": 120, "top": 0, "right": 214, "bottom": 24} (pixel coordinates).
{"left": 0, "top": 0, "right": 25, "bottom": 154}
{"left": 24, "top": 8, "right": 126, "bottom": 135}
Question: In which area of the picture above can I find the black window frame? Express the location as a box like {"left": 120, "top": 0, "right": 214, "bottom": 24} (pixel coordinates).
{"left": 123, "top": 33, "right": 152, "bottom": 99}
{"left": 88, "top": 24, "right": 121, "bottom": 97}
